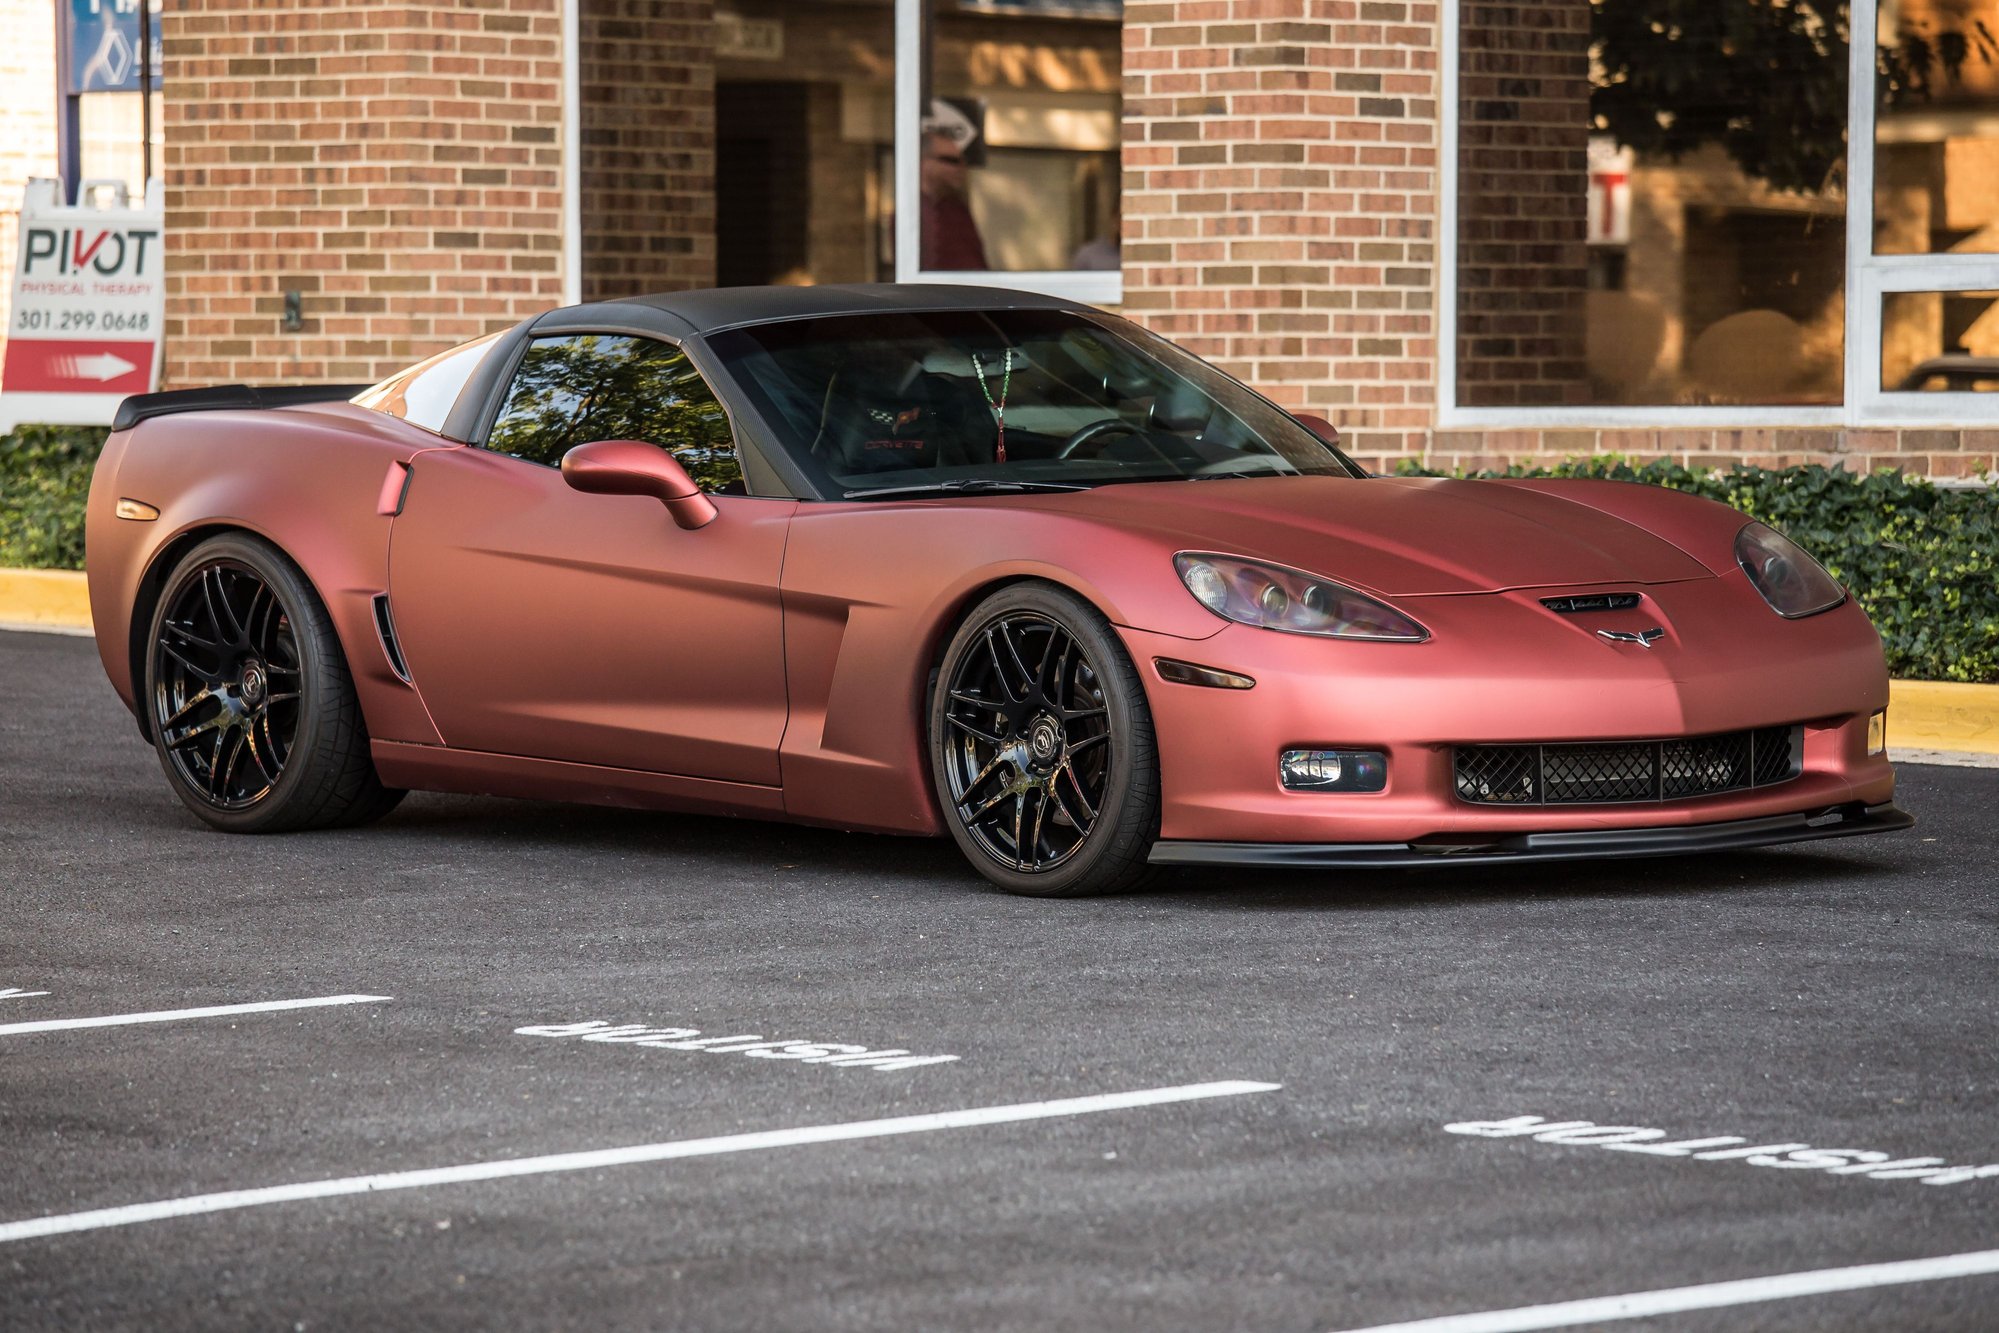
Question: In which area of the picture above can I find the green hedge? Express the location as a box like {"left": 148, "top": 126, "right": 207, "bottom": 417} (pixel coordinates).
{"left": 3, "top": 428, "right": 1992, "bottom": 681}
{"left": 0, "top": 424, "right": 107, "bottom": 572}
{"left": 1395, "top": 456, "right": 1999, "bottom": 685}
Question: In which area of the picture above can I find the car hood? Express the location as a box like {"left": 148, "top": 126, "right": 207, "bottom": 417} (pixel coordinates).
{"left": 1044, "top": 474, "right": 1715, "bottom": 596}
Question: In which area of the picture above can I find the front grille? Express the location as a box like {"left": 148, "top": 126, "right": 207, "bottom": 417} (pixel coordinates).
{"left": 1455, "top": 726, "right": 1802, "bottom": 806}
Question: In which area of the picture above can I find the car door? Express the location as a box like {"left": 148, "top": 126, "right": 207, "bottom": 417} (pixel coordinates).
{"left": 386, "top": 332, "right": 794, "bottom": 787}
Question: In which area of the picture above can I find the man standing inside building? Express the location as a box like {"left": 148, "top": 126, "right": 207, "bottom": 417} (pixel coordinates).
{"left": 920, "top": 129, "right": 987, "bottom": 271}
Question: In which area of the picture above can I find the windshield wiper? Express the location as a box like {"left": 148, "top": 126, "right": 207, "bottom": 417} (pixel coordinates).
{"left": 1184, "top": 468, "right": 1302, "bottom": 481}
{"left": 843, "top": 479, "right": 1094, "bottom": 500}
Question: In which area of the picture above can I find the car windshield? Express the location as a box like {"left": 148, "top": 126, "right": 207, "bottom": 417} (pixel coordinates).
{"left": 702, "top": 308, "right": 1362, "bottom": 497}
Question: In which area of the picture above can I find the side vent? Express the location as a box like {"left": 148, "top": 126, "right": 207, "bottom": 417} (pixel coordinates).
{"left": 372, "top": 594, "right": 413, "bottom": 684}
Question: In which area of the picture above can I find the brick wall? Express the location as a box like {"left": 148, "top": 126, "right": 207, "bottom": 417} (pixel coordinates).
{"left": 1120, "top": 0, "right": 1442, "bottom": 466}
{"left": 161, "top": 0, "right": 568, "bottom": 387}
{"left": 1453, "top": 0, "right": 1588, "bottom": 407}
{"left": 579, "top": 0, "right": 716, "bottom": 299}
{"left": 0, "top": 0, "right": 59, "bottom": 372}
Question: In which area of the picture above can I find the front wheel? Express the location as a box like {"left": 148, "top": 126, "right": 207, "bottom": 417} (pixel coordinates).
{"left": 929, "top": 584, "right": 1159, "bottom": 896}
{"left": 144, "top": 534, "right": 405, "bottom": 833}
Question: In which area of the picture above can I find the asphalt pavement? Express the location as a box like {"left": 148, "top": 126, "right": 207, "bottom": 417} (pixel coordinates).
{"left": 2, "top": 627, "right": 1995, "bottom": 1331}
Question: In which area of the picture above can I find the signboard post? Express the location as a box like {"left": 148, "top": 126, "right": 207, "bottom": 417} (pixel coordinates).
{"left": 0, "top": 177, "right": 166, "bottom": 430}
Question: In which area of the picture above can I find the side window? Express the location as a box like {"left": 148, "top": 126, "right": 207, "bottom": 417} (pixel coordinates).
{"left": 353, "top": 332, "right": 502, "bottom": 436}
{"left": 485, "top": 334, "right": 743, "bottom": 493}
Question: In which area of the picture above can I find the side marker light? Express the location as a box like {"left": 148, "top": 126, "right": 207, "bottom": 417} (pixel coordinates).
{"left": 1154, "top": 658, "right": 1255, "bottom": 690}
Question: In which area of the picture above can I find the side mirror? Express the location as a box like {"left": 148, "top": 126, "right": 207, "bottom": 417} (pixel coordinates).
{"left": 1294, "top": 413, "right": 1341, "bottom": 448}
{"left": 561, "top": 439, "right": 717, "bottom": 531}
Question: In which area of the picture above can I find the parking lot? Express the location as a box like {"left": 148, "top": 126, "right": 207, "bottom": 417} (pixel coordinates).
{"left": 2, "top": 625, "right": 1995, "bottom": 1331}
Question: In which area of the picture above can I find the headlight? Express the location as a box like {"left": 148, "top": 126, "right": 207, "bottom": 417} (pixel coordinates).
{"left": 1735, "top": 522, "right": 1846, "bottom": 619}
{"left": 1174, "top": 553, "right": 1428, "bottom": 640}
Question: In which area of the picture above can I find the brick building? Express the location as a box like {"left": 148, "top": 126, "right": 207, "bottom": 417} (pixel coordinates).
{"left": 3, "top": 0, "right": 1996, "bottom": 475}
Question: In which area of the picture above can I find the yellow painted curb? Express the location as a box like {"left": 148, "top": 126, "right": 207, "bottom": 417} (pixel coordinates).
{"left": 1890, "top": 679, "right": 1999, "bottom": 755}
{"left": 0, "top": 568, "right": 91, "bottom": 631}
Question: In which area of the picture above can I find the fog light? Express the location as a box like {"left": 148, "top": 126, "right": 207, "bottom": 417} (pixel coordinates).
{"left": 1867, "top": 710, "right": 1886, "bottom": 756}
{"left": 1280, "top": 749, "right": 1387, "bottom": 792}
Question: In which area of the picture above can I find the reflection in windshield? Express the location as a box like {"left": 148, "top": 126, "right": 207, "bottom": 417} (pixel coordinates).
{"left": 704, "top": 309, "right": 1361, "bottom": 495}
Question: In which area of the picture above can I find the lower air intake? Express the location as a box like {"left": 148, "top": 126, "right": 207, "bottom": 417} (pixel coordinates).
{"left": 1455, "top": 726, "right": 1802, "bottom": 805}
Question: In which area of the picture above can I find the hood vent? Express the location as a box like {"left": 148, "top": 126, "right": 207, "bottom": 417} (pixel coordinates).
{"left": 1541, "top": 593, "right": 1642, "bottom": 614}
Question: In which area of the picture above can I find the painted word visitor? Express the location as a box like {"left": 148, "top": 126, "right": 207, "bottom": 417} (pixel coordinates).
{"left": 1447, "top": 1115, "right": 1999, "bottom": 1186}
{"left": 516, "top": 1019, "right": 961, "bottom": 1073}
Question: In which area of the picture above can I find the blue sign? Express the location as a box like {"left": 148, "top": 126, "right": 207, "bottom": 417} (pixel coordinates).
{"left": 65, "top": 0, "right": 162, "bottom": 96}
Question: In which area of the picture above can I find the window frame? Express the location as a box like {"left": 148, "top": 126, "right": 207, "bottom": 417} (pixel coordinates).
{"left": 475, "top": 329, "right": 752, "bottom": 493}
{"left": 891, "top": 0, "right": 1122, "bottom": 305}
{"left": 352, "top": 332, "right": 505, "bottom": 439}
{"left": 1439, "top": 0, "right": 1999, "bottom": 430}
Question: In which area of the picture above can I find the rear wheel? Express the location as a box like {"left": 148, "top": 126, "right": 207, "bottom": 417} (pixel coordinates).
{"left": 145, "top": 534, "right": 404, "bottom": 833}
{"left": 930, "top": 584, "right": 1159, "bottom": 896}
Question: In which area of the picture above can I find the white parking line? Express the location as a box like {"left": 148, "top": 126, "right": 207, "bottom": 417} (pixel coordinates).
{"left": 1331, "top": 1248, "right": 1999, "bottom": 1333}
{"left": 0, "top": 994, "right": 392, "bottom": 1036}
{"left": 0, "top": 1080, "right": 1278, "bottom": 1244}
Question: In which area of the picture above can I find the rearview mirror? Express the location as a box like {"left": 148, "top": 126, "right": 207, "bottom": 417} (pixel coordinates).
{"left": 561, "top": 439, "right": 717, "bottom": 530}
{"left": 1294, "top": 413, "right": 1340, "bottom": 448}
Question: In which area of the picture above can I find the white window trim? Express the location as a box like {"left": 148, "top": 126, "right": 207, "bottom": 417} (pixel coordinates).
{"left": 891, "top": 0, "right": 1121, "bottom": 305}
{"left": 1439, "top": 0, "right": 1999, "bottom": 431}
{"left": 562, "top": 0, "right": 581, "bottom": 306}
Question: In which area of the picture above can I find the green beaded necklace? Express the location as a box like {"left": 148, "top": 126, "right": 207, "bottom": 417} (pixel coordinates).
{"left": 970, "top": 346, "right": 1013, "bottom": 463}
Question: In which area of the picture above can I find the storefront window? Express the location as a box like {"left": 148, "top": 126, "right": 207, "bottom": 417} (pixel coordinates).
{"left": 1874, "top": 0, "right": 1999, "bottom": 257}
{"left": 1882, "top": 290, "right": 1999, "bottom": 389}
{"left": 1455, "top": 0, "right": 1848, "bottom": 408}
{"left": 914, "top": 0, "right": 1121, "bottom": 279}
{"left": 715, "top": 2, "right": 896, "bottom": 286}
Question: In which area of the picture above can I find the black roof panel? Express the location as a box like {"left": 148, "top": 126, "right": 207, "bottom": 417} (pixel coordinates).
{"left": 530, "top": 283, "right": 1088, "bottom": 339}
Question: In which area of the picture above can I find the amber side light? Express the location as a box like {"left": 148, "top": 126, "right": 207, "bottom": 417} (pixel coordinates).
{"left": 115, "top": 498, "right": 160, "bottom": 521}
{"left": 1154, "top": 658, "right": 1255, "bottom": 690}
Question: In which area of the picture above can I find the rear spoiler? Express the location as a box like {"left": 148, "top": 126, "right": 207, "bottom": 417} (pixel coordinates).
{"left": 111, "top": 383, "right": 373, "bottom": 433}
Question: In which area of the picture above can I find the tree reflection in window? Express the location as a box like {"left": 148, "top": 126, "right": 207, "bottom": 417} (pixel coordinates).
{"left": 486, "top": 335, "right": 742, "bottom": 493}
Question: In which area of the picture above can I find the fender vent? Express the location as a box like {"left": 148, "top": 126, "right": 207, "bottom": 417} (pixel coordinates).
{"left": 372, "top": 594, "right": 412, "bottom": 684}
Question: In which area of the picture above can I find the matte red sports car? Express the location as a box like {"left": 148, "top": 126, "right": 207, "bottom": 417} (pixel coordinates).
{"left": 86, "top": 285, "right": 1910, "bottom": 895}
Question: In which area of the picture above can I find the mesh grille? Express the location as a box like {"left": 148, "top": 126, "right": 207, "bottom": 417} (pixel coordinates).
{"left": 1455, "top": 726, "right": 1803, "bottom": 806}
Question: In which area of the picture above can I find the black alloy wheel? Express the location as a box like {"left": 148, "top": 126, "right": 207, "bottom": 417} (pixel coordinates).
{"left": 931, "top": 584, "right": 1159, "bottom": 896}
{"left": 154, "top": 557, "right": 301, "bottom": 809}
{"left": 146, "top": 534, "right": 404, "bottom": 833}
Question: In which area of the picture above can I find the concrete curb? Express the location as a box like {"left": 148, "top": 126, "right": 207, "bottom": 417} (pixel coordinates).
{"left": 2, "top": 566, "right": 1995, "bottom": 757}
{"left": 1889, "top": 680, "right": 1999, "bottom": 756}
{"left": 0, "top": 568, "right": 90, "bottom": 632}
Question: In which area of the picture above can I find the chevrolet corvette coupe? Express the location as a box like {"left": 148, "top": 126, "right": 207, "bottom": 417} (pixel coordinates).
{"left": 86, "top": 285, "right": 1911, "bottom": 895}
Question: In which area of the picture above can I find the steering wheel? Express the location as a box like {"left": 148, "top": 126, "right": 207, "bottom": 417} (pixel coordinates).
{"left": 1055, "top": 418, "right": 1165, "bottom": 461}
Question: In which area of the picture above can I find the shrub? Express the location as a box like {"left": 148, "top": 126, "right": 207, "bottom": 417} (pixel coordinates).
{"left": 0, "top": 424, "right": 109, "bottom": 571}
{"left": 1394, "top": 456, "right": 1999, "bottom": 684}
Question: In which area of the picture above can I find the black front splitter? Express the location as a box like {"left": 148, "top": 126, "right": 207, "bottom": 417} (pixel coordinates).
{"left": 1148, "top": 801, "right": 1916, "bottom": 870}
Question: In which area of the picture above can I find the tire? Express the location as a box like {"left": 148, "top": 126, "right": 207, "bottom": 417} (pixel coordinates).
{"left": 929, "top": 583, "right": 1160, "bottom": 896}
{"left": 143, "top": 533, "right": 406, "bottom": 833}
